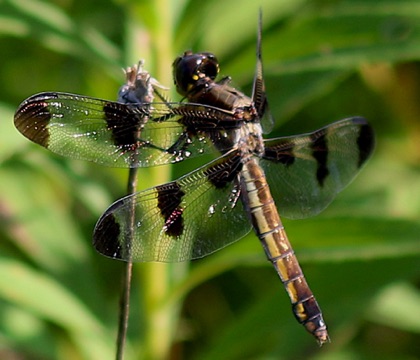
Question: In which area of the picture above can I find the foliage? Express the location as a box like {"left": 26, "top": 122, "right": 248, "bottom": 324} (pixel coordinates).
{"left": 0, "top": 0, "right": 419, "bottom": 359}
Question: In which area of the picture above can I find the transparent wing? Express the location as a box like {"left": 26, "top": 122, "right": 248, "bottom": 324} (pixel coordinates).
{"left": 14, "top": 92, "right": 241, "bottom": 168}
{"left": 93, "top": 152, "right": 252, "bottom": 262}
{"left": 261, "top": 117, "right": 375, "bottom": 219}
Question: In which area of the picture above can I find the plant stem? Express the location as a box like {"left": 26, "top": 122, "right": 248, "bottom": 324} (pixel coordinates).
{"left": 115, "top": 167, "right": 137, "bottom": 360}
{"left": 139, "top": 0, "right": 189, "bottom": 358}
{"left": 121, "top": 0, "right": 189, "bottom": 358}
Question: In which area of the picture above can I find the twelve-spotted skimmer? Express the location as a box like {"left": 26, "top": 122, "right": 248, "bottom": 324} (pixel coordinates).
{"left": 13, "top": 18, "right": 374, "bottom": 345}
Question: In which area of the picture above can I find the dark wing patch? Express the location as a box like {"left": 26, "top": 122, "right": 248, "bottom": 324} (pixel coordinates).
{"left": 14, "top": 93, "right": 55, "bottom": 148}
{"left": 262, "top": 141, "right": 295, "bottom": 166}
{"left": 204, "top": 152, "right": 242, "bottom": 188}
{"left": 93, "top": 202, "right": 124, "bottom": 259}
{"left": 103, "top": 101, "right": 146, "bottom": 150}
{"left": 310, "top": 132, "right": 329, "bottom": 187}
{"left": 357, "top": 121, "right": 376, "bottom": 167}
{"left": 156, "top": 182, "right": 185, "bottom": 237}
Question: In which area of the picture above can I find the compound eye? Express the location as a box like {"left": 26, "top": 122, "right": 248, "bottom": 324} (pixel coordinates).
{"left": 172, "top": 51, "right": 219, "bottom": 95}
{"left": 196, "top": 53, "right": 219, "bottom": 80}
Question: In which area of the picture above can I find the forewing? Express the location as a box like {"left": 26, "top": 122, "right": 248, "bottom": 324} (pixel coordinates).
{"left": 14, "top": 92, "right": 234, "bottom": 167}
{"left": 261, "top": 117, "right": 375, "bottom": 219}
{"left": 93, "top": 152, "right": 252, "bottom": 262}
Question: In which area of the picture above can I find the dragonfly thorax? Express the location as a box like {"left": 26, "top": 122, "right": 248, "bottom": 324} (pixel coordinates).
{"left": 236, "top": 122, "right": 265, "bottom": 159}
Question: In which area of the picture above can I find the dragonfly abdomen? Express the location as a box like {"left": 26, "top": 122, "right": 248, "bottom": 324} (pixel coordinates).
{"left": 240, "top": 158, "right": 329, "bottom": 345}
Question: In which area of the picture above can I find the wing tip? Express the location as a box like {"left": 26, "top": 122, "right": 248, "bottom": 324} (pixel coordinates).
{"left": 353, "top": 117, "right": 375, "bottom": 168}
{"left": 14, "top": 93, "right": 58, "bottom": 148}
{"left": 93, "top": 203, "right": 124, "bottom": 260}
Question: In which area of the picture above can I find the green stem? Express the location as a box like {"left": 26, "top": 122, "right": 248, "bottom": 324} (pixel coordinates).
{"left": 140, "top": 263, "right": 187, "bottom": 360}
{"left": 124, "top": 1, "right": 189, "bottom": 359}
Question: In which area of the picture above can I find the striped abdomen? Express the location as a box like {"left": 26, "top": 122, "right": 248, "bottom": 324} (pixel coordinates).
{"left": 240, "top": 158, "right": 329, "bottom": 345}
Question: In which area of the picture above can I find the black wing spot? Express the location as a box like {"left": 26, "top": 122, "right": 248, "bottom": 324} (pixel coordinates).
{"left": 103, "top": 102, "right": 147, "bottom": 149}
{"left": 357, "top": 123, "right": 375, "bottom": 168}
{"left": 156, "top": 182, "right": 185, "bottom": 237}
{"left": 14, "top": 94, "right": 56, "bottom": 148}
{"left": 263, "top": 143, "right": 295, "bottom": 166}
{"left": 310, "top": 132, "right": 329, "bottom": 187}
{"left": 204, "top": 154, "right": 243, "bottom": 189}
{"left": 93, "top": 209, "right": 122, "bottom": 259}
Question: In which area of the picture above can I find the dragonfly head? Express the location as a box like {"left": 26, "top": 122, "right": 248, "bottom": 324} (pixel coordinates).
{"left": 173, "top": 51, "right": 219, "bottom": 96}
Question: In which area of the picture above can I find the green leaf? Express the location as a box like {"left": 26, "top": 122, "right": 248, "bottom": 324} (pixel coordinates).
{"left": 369, "top": 282, "right": 420, "bottom": 333}
{"left": 0, "top": 258, "right": 114, "bottom": 359}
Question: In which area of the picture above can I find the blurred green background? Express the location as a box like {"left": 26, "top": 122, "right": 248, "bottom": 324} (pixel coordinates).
{"left": 1, "top": 0, "right": 420, "bottom": 359}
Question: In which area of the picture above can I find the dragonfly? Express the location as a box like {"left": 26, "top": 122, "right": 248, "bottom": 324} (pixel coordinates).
{"left": 13, "top": 16, "right": 374, "bottom": 345}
